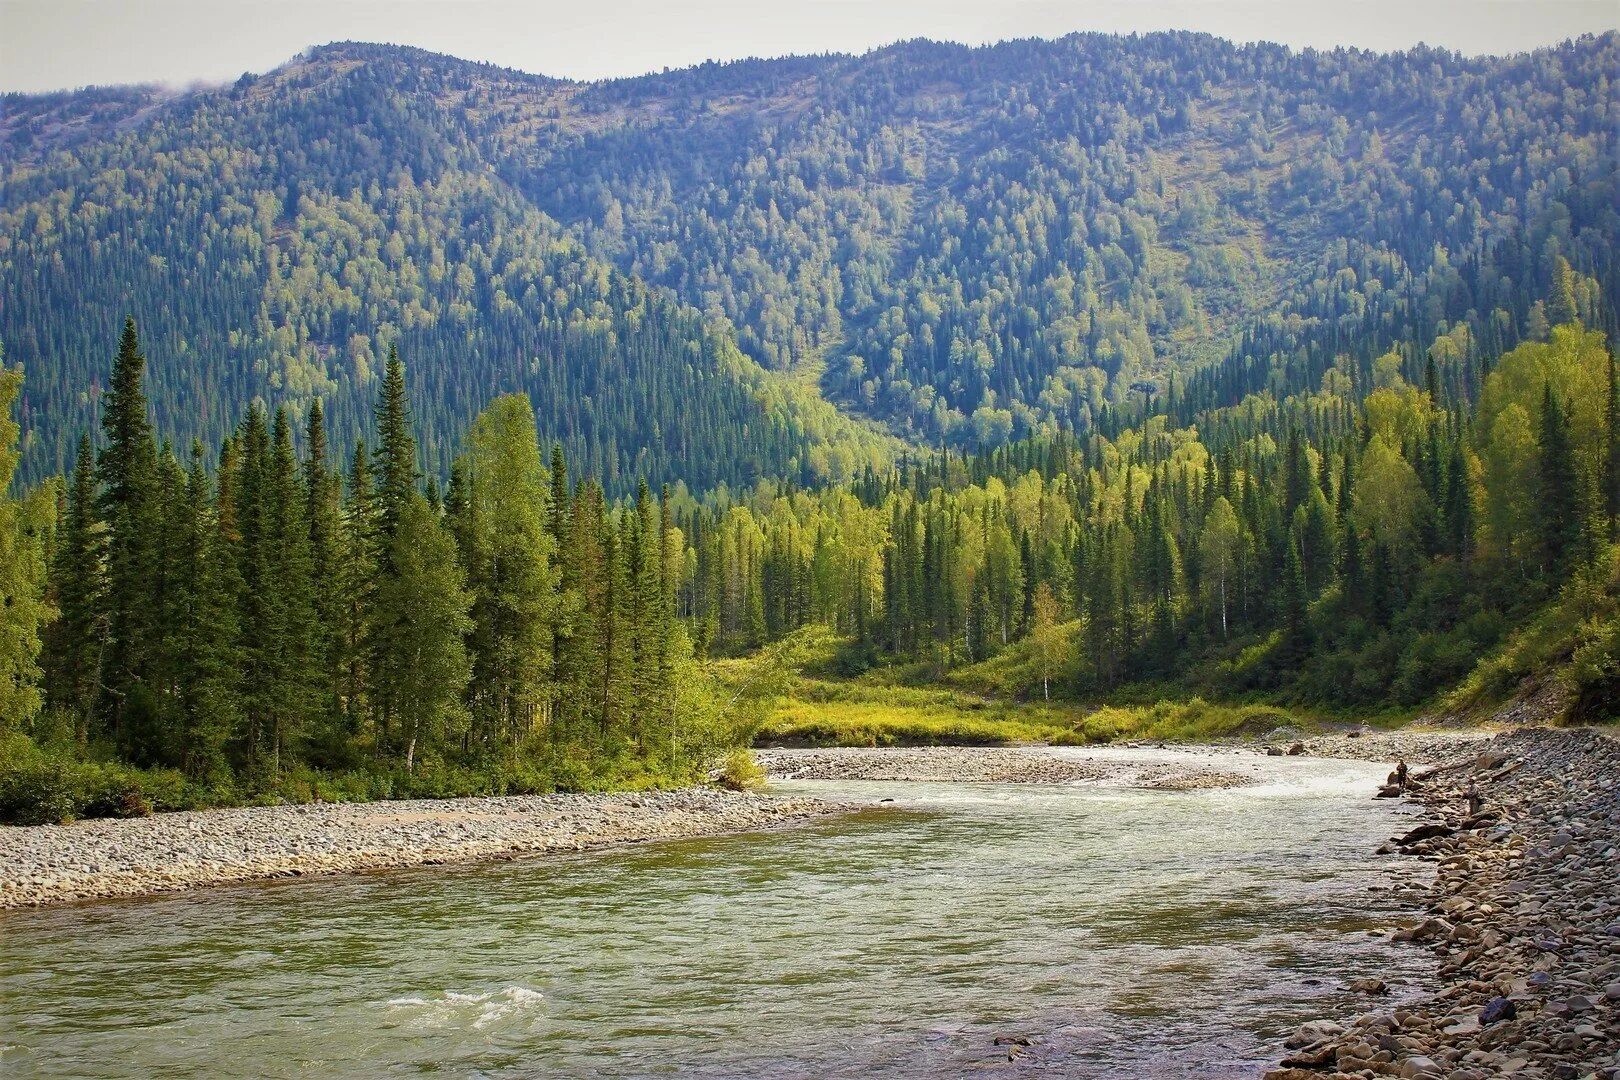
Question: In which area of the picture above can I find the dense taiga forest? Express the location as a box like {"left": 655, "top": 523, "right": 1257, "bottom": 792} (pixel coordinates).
{"left": 0, "top": 32, "right": 1616, "bottom": 820}
{"left": 2, "top": 33, "right": 1616, "bottom": 484}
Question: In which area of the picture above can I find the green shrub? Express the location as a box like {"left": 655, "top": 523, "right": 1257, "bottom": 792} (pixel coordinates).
{"left": 715, "top": 749, "right": 767, "bottom": 791}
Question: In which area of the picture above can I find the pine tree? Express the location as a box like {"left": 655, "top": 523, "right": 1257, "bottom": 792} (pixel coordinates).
{"left": 233, "top": 405, "right": 274, "bottom": 771}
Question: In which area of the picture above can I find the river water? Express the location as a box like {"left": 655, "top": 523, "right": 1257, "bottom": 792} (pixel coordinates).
{"left": 0, "top": 751, "right": 1429, "bottom": 1078}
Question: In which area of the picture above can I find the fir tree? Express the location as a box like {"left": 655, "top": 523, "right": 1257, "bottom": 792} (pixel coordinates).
{"left": 304, "top": 399, "right": 345, "bottom": 735}
{"left": 372, "top": 346, "right": 418, "bottom": 553}
{"left": 337, "top": 441, "right": 377, "bottom": 736}
{"left": 96, "top": 317, "right": 163, "bottom": 747}
{"left": 43, "top": 436, "right": 104, "bottom": 744}
{"left": 1607, "top": 346, "right": 1619, "bottom": 537}
{"left": 1537, "top": 383, "right": 1579, "bottom": 580}
{"left": 458, "top": 394, "right": 555, "bottom": 749}
{"left": 163, "top": 443, "right": 240, "bottom": 778}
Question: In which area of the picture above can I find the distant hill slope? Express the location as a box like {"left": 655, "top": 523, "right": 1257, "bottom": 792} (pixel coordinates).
{"left": 2, "top": 32, "right": 1616, "bottom": 487}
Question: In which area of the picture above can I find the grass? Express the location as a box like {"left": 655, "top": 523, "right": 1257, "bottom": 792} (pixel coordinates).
{"left": 1444, "top": 546, "right": 1620, "bottom": 723}
{"left": 756, "top": 678, "right": 1336, "bottom": 748}
{"left": 744, "top": 624, "right": 1398, "bottom": 749}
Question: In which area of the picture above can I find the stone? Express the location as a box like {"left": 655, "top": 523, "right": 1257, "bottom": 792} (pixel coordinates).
{"left": 1397, "top": 822, "right": 1455, "bottom": 845}
{"left": 1287, "top": 1019, "right": 1346, "bottom": 1048}
{"left": 1479, "top": 996, "right": 1517, "bottom": 1024}
{"left": 1401, "top": 1055, "right": 1442, "bottom": 1078}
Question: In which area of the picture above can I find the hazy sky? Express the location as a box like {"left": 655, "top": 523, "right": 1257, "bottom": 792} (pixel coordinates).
{"left": 2, "top": 0, "right": 1616, "bottom": 93}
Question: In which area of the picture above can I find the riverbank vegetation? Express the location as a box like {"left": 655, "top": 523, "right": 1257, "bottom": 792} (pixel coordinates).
{"left": 2, "top": 322, "right": 756, "bottom": 822}
{"left": 2, "top": 283, "right": 1616, "bottom": 822}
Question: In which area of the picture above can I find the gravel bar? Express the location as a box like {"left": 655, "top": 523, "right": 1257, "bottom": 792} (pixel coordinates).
{"left": 756, "top": 744, "right": 1261, "bottom": 788}
{"left": 1268, "top": 727, "right": 1620, "bottom": 1080}
{"left": 0, "top": 787, "right": 845, "bottom": 910}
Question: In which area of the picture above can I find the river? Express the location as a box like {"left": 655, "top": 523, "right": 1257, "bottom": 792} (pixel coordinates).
{"left": 0, "top": 751, "right": 1428, "bottom": 1078}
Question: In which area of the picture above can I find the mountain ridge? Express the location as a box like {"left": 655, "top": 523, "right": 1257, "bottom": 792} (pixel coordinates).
{"left": 3, "top": 30, "right": 1615, "bottom": 489}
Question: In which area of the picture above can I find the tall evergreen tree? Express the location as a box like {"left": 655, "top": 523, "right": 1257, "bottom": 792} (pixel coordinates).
{"left": 372, "top": 493, "right": 472, "bottom": 773}
{"left": 372, "top": 346, "right": 418, "bottom": 554}
{"left": 43, "top": 436, "right": 104, "bottom": 743}
{"left": 96, "top": 318, "right": 163, "bottom": 747}
{"left": 337, "top": 441, "right": 377, "bottom": 737}
{"left": 303, "top": 398, "right": 345, "bottom": 733}
{"left": 1607, "top": 346, "right": 1619, "bottom": 537}
{"left": 1537, "top": 383, "right": 1579, "bottom": 579}
{"left": 161, "top": 443, "right": 240, "bottom": 777}
{"left": 458, "top": 394, "right": 556, "bottom": 749}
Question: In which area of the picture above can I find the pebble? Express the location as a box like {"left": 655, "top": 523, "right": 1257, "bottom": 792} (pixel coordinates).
{"left": 0, "top": 788, "right": 849, "bottom": 908}
{"left": 1265, "top": 727, "right": 1620, "bottom": 1080}
{"left": 756, "top": 745, "right": 1261, "bottom": 787}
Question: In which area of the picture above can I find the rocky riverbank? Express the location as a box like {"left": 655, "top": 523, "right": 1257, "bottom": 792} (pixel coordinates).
{"left": 757, "top": 744, "right": 1262, "bottom": 788}
{"left": 1268, "top": 727, "right": 1620, "bottom": 1080}
{"left": 0, "top": 788, "right": 844, "bottom": 909}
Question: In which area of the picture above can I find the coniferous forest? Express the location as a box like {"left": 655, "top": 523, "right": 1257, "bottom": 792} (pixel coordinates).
{"left": 0, "top": 32, "right": 1617, "bottom": 822}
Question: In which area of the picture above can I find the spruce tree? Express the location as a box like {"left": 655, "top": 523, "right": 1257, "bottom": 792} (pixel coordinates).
{"left": 1607, "top": 347, "right": 1619, "bottom": 537}
{"left": 43, "top": 436, "right": 105, "bottom": 743}
{"left": 265, "top": 407, "right": 317, "bottom": 774}
{"left": 1537, "top": 383, "right": 1579, "bottom": 580}
{"left": 303, "top": 399, "right": 344, "bottom": 734}
{"left": 233, "top": 405, "right": 275, "bottom": 771}
{"left": 458, "top": 394, "right": 555, "bottom": 749}
{"left": 164, "top": 443, "right": 240, "bottom": 778}
{"left": 372, "top": 493, "right": 472, "bottom": 773}
{"left": 337, "top": 441, "right": 377, "bottom": 736}
{"left": 96, "top": 317, "right": 163, "bottom": 747}
{"left": 373, "top": 346, "right": 418, "bottom": 553}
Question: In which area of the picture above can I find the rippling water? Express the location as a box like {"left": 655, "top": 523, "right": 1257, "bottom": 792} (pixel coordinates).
{"left": 0, "top": 751, "right": 1430, "bottom": 1078}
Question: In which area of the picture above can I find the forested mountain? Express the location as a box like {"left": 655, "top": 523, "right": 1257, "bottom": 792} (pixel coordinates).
{"left": 0, "top": 51, "right": 895, "bottom": 491}
{"left": 3, "top": 32, "right": 1616, "bottom": 491}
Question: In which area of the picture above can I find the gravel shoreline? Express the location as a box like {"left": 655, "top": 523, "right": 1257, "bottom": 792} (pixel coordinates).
{"left": 1267, "top": 728, "right": 1620, "bottom": 1080}
{"left": 0, "top": 788, "right": 844, "bottom": 910}
{"left": 756, "top": 744, "right": 1263, "bottom": 788}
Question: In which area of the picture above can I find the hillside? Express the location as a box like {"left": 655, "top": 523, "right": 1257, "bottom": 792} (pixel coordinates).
{"left": 2, "top": 32, "right": 1616, "bottom": 489}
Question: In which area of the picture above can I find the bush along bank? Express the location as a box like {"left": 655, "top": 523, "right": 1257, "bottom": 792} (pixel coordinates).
{"left": 1268, "top": 728, "right": 1620, "bottom": 1080}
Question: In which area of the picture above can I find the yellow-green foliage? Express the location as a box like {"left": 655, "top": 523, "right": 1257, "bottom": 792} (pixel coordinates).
{"left": 1447, "top": 545, "right": 1620, "bottom": 722}
{"left": 759, "top": 678, "right": 1323, "bottom": 747}
{"left": 714, "top": 749, "right": 767, "bottom": 791}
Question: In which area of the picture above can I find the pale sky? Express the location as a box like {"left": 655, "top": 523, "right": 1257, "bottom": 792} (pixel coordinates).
{"left": 1, "top": 0, "right": 1615, "bottom": 94}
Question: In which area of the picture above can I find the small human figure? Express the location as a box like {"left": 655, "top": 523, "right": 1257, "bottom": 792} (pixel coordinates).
{"left": 1395, "top": 760, "right": 1409, "bottom": 791}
